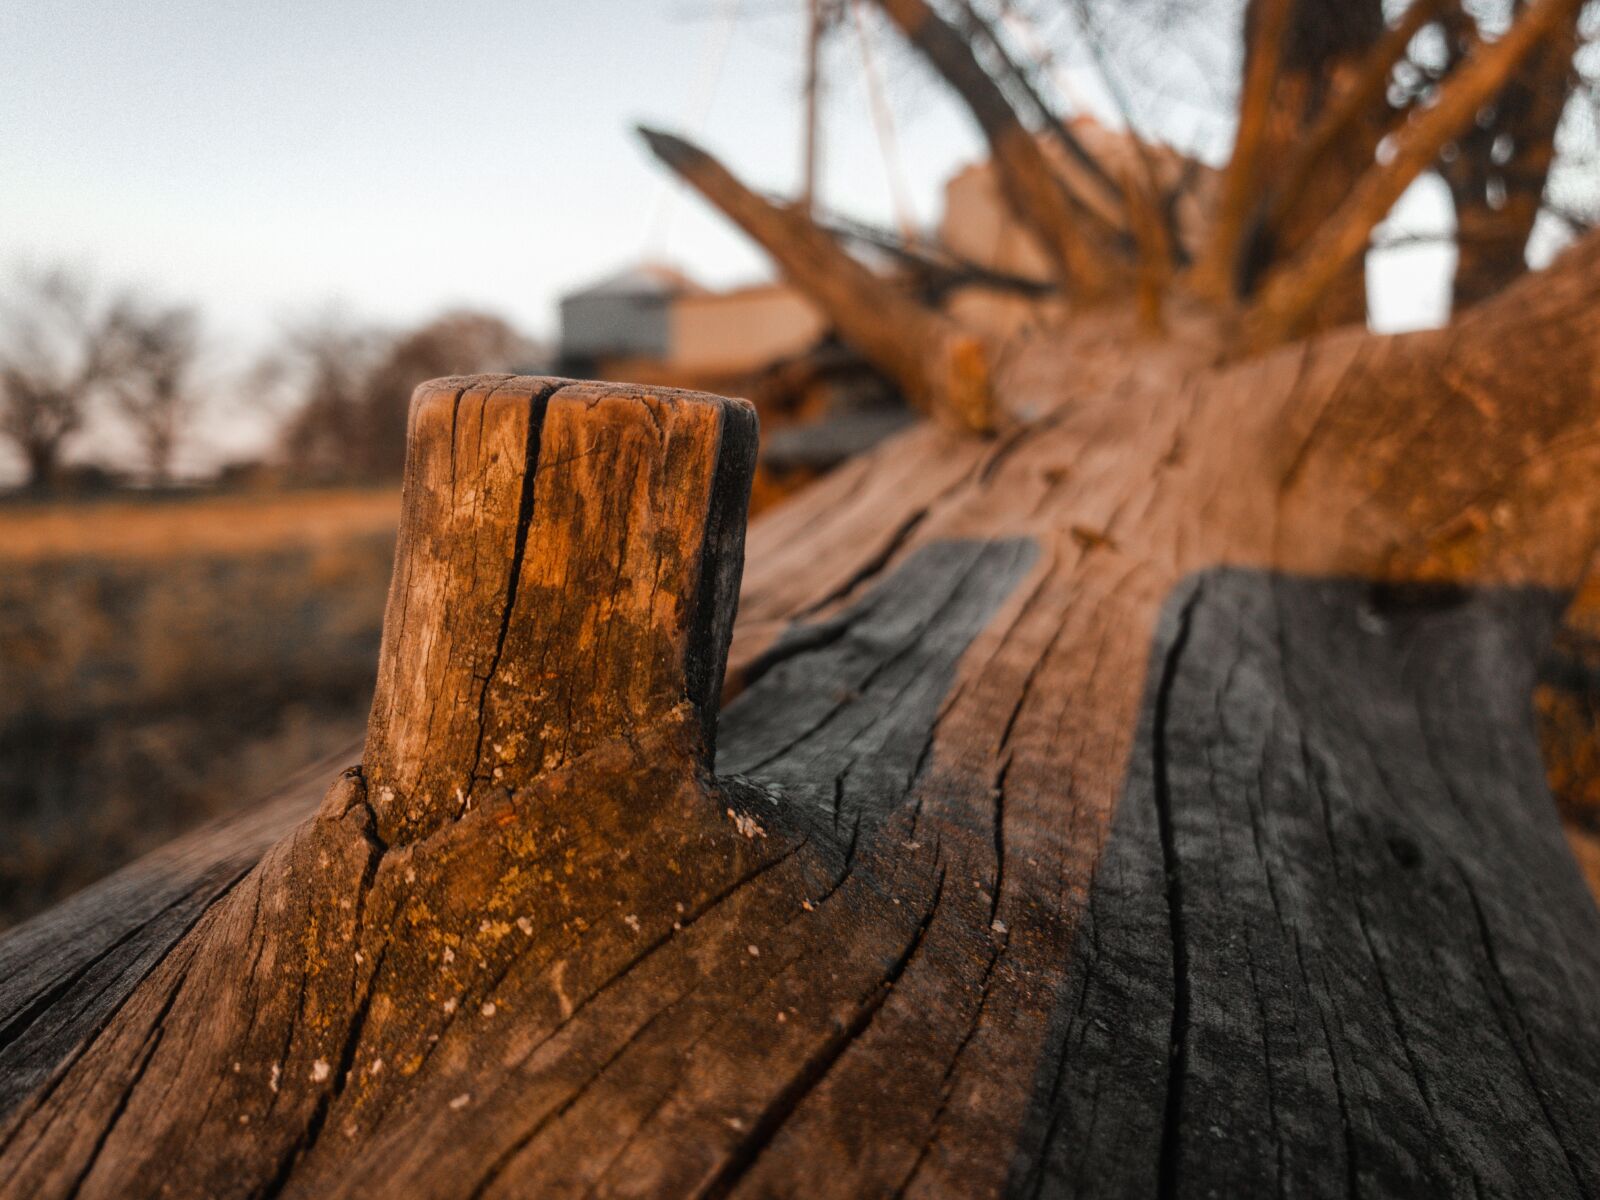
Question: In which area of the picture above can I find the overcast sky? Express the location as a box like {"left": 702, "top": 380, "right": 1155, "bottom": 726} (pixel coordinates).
{"left": 0, "top": 0, "right": 1454, "bottom": 474}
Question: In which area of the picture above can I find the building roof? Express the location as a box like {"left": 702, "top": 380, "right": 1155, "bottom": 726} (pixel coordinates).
{"left": 562, "top": 262, "right": 705, "bottom": 302}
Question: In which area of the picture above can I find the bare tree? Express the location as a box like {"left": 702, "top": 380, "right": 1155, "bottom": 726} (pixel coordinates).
{"left": 100, "top": 298, "right": 202, "bottom": 484}
{"left": 258, "top": 315, "right": 391, "bottom": 483}
{"left": 0, "top": 268, "right": 110, "bottom": 490}
{"left": 357, "top": 311, "right": 540, "bottom": 477}
{"left": 265, "top": 309, "right": 537, "bottom": 482}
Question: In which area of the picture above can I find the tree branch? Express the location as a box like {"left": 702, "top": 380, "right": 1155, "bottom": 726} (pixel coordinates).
{"left": 952, "top": 2, "right": 1127, "bottom": 231}
{"left": 1444, "top": 0, "right": 1582, "bottom": 309}
{"left": 872, "top": 0, "right": 1118, "bottom": 298}
{"left": 1123, "top": 161, "right": 1172, "bottom": 330}
{"left": 1191, "top": 0, "right": 1294, "bottom": 301}
{"left": 1240, "top": 0, "right": 1585, "bottom": 348}
{"left": 639, "top": 127, "right": 996, "bottom": 433}
{"left": 1253, "top": 0, "right": 1450, "bottom": 278}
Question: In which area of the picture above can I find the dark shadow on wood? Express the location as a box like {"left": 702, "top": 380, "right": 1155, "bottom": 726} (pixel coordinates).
{"left": 1012, "top": 568, "right": 1600, "bottom": 1198}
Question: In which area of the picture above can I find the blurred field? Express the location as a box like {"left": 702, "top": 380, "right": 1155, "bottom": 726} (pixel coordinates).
{"left": 0, "top": 488, "right": 400, "bottom": 927}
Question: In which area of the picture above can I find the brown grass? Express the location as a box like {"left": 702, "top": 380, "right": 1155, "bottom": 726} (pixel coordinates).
{"left": 0, "top": 487, "right": 399, "bottom": 562}
{"left": 0, "top": 487, "right": 400, "bottom": 928}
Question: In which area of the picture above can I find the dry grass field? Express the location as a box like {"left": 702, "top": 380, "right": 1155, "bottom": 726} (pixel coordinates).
{"left": 0, "top": 487, "right": 400, "bottom": 927}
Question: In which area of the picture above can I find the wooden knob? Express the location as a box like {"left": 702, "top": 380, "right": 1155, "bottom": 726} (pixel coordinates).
{"left": 363, "top": 374, "right": 757, "bottom": 845}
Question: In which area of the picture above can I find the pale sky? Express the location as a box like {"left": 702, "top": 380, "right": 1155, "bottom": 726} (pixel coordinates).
{"left": 0, "top": 0, "right": 1453, "bottom": 476}
{"left": 0, "top": 2, "right": 987, "bottom": 340}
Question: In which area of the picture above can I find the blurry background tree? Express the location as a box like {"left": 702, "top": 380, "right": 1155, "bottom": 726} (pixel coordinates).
{"left": 0, "top": 269, "right": 210, "bottom": 491}
{"left": 261, "top": 308, "right": 540, "bottom": 482}
{"left": 355, "top": 310, "right": 540, "bottom": 477}
{"left": 100, "top": 298, "right": 202, "bottom": 485}
{"left": 254, "top": 313, "right": 391, "bottom": 485}
{"left": 0, "top": 268, "right": 112, "bottom": 491}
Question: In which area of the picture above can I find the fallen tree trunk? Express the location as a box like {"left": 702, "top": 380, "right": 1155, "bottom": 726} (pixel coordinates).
{"left": 4, "top": 5, "right": 1600, "bottom": 1194}
{"left": 1, "top": 226, "right": 1599, "bottom": 1194}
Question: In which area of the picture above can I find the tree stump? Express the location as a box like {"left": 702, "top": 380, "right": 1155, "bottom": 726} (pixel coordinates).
{"left": 0, "top": 376, "right": 768, "bottom": 1198}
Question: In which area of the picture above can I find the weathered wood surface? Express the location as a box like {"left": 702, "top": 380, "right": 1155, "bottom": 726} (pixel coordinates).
{"left": 0, "top": 743, "right": 358, "bottom": 1119}
{"left": 0, "top": 377, "right": 764, "bottom": 1198}
{"left": 2, "top": 219, "right": 1600, "bottom": 1195}
{"left": 1023, "top": 573, "right": 1600, "bottom": 1198}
